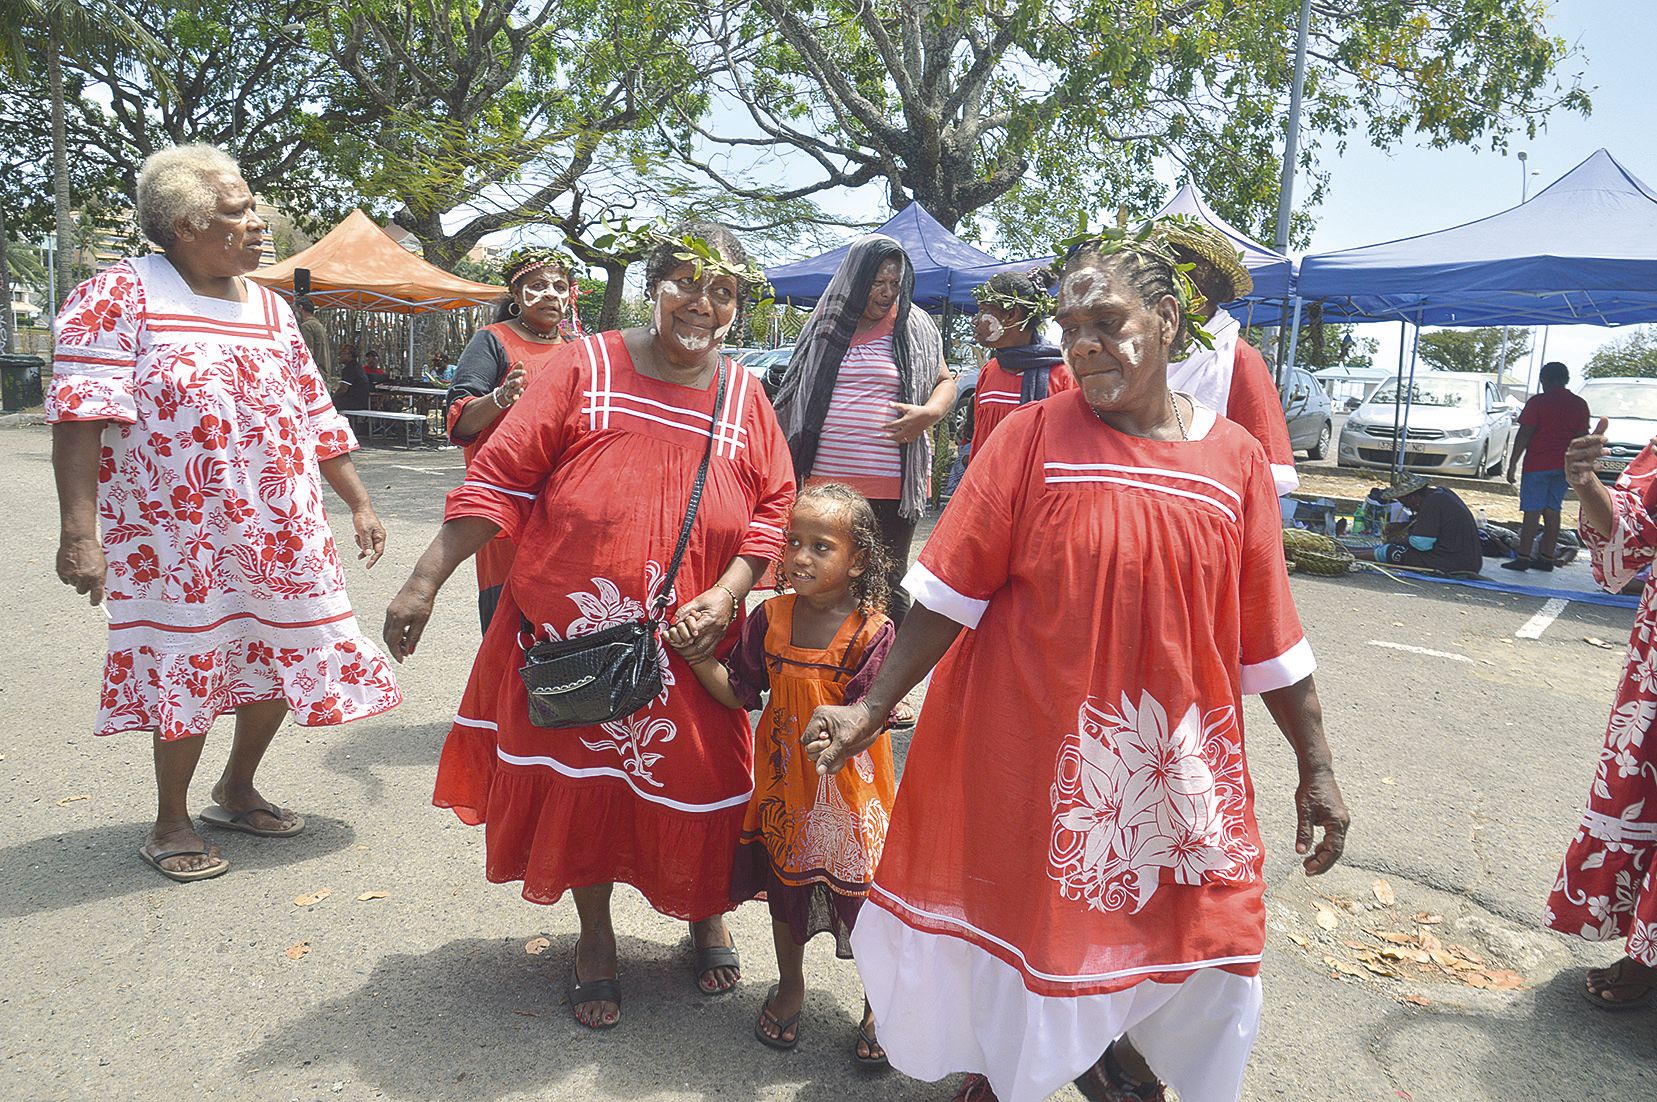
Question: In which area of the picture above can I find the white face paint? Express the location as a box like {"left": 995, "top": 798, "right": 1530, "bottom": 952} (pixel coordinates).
{"left": 974, "top": 311, "right": 1005, "bottom": 343}
{"left": 519, "top": 284, "right": 564, "bottom": 311}
{"left": 653, "top": 297, "right": 732, "bottom": 355}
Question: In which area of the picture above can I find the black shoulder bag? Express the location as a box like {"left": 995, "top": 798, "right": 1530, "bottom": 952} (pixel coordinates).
{"left": 517, "top": 360, "right": 728, "bottom": 728}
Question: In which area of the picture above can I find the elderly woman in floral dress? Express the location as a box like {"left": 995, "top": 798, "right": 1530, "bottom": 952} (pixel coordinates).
{"left": 1545, "top": 420, "right": 1657, "bottom": 1009}
{"left": 805, "top": 225, "right": 1349, "bottom": 1102}
{"left": 50, "top": 144, "right": 400, "bottom": 883}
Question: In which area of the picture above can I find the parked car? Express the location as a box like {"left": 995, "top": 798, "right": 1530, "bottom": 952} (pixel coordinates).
{"left": 1578, "top": 377, "right": 1657, "bottom": 483}
{"left": 741, "top": 345, "right": 794, "bottom": 398}
{"left": 947, "top": 362, "right": 980, "bottom": 443}
{"left": 1280, "top": 366, "right": 1335, "bottom": 459}
{"left": 1336, "top": 373, "right": 1518, "bottom": 477}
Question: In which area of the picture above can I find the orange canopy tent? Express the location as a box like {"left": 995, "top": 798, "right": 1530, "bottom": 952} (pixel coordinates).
{"left": 250, "top": 210, "right": 505, "bottom": 312}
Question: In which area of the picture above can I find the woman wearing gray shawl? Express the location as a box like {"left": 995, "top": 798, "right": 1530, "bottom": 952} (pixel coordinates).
{"left": 772, "top": 235, "right": 954, "bottom": 639}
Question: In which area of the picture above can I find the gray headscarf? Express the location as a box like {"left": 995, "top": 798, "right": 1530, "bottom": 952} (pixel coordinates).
{"left": 772, "top": 234, "right": 944, "bottom": 519}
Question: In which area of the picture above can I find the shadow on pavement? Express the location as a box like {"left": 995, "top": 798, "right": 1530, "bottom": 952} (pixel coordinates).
{"left": 0, "top": 816, "right": 357, "bottom": 921}
{"left": 320, "top": 719, "right": 451, "bottom": 803}
{"left": 241, "top": 933, "right": 931, "bottom": 1100}
{"left": 1371, "top": 969, "right": 1657, "bottom": 1098}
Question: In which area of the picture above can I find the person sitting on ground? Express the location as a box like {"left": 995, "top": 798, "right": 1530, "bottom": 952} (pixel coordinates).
{"left": 1368, "top": 475, "right": 1483, "bottom": 575}
{"left": 965, "top": 271, "right": 1073, "bottom": 457}
{"left": 1503, "top": 360, "right": 1590, "bottom": 572}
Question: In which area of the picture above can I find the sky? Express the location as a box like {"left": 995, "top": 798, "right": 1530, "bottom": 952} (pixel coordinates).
{"left": 1288, "top": 0, "right": 1643, "bottom": 388}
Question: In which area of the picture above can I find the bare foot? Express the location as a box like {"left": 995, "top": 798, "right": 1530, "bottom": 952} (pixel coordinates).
{"left": 1585, "top": 956, "right": 1657, "bottom": 1008}
{"left": 210, "top": 780, "right": 301, "bottom": 834}
{"left": 572, "top": 932, "right": 619, "bottom": 1028}
{"left": 690, "top": 916, "right": 740, "bottom": 993}
{"left": 141, "top": 818, "right": 223, "bottom": 876}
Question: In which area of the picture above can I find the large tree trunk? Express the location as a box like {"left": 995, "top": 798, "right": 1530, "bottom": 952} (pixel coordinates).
{"left": 0, "top": 203, "right": 12, "bottom": 353}
{"left": 49, "top": 28, "right": 73, "bottom": 307}
{"left": 597, "top": 260, "right": 627, "bottom": 332}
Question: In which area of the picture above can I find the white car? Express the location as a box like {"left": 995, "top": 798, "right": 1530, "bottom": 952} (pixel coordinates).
{"left": 1578, "top": 377, "right": 1657, "bottom": 483}
{"left": 1337, "top": 373, "right": 1518, "bottom": 478}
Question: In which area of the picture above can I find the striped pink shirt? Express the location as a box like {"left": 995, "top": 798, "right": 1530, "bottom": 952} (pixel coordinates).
{"left": 811, "top": 313, "right": 903, "bottom": 500}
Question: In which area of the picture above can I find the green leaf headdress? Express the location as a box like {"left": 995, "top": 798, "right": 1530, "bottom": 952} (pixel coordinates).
{"left": 970, "top": 273, "right": 1055, "bottom": 321}
{"left": 1049, "top": 218, "right": 1228, "bottom": 351}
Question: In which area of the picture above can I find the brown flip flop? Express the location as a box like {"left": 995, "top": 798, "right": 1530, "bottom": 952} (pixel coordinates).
{"left": 138, "top": 844, "right": 230, "bottom": 883}
{"left": 200, "top": 803, "right": 305, "bottom": 837}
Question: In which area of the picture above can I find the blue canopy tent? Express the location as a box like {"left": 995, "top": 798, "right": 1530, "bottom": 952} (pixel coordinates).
{"left": 1297, "top": 149, "right": 1657, "bottom": 327}
{"left": 765, "top": 203, "right": 1003, "bottom": 311}
{"left": 1292, "top": 148, "right": 1657, "bottom": 475}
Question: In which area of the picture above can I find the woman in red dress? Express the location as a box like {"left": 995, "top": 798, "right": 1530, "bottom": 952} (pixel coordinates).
{"left": 383, "top": 222, "right": 794, "bottom": 1030}
{"left": 1545, "top": 421, "right": 1657, "bottom": 1008}
{"left": 445, "top": 249, "right": 576, "bottom": 628}
{"left": 805, "top": 227, "right": 1350, "bottom": 1102}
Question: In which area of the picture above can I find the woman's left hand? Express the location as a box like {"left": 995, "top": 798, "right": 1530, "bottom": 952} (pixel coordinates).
{"left": 671, "top": 586, "right": 738, "bottom": 663}
{"left": 1295, "top": 766, "right": 1350, "bottom": 876}
{"left": 352, "top": 507, "right": 387, "bottom": 568}
{"left": 882, "top": 401, "right": 943, "bottom": 444}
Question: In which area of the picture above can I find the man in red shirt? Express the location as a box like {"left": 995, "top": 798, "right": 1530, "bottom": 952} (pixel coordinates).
{"left": 1503, "top": 360, "right": 1590, "bottom": 572}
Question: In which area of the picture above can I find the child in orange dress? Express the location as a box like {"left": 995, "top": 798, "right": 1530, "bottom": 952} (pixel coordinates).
{"left": 669, "top": 482, "right": 897, "bottom": 1063}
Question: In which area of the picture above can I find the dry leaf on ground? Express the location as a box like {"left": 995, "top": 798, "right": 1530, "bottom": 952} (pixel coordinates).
{"left": 55, "top": 794, "right": 90, "bottom": 806}
{"left": 1287, "top": 932, "right": 1309, "bottom": 948}
{"left": 356, "top": 891, "right": 389, "bottom": 902}
{"left": 1382, "top": 777, "right": 1397, "bottom": 785}
{"left": 293, "top": 888, "right": 332, "bottom": 907}
{"left": 524, "top": 936, "right": 551, "bottom": 956}
{"left": 1413, "top": 912, "right": 1444, "bottom": 925}
{"left": 1314, "top": 903, "right": 1341, "bottom": 931}
{"left": 1403, "top": 994, "right": 1432, "bottom": 1007}
{"left": 1373, "top": 879, "right": 1397, "bottom": 906}
{"left": 286, "top": 941, "right": 311, "bottom": 960}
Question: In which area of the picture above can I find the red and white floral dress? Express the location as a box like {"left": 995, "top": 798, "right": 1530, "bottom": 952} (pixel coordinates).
{"left": 1546, "top": 446, "right": 1657, "bottom": 963}
{"left": 852, "top": 392, "right": 1315, "bottom": 1102}
{"left": 434, "top": 332, "right": 795, "bottom": 920}
{"left": 45, "top": 256, "right": 401, "bottom": 740}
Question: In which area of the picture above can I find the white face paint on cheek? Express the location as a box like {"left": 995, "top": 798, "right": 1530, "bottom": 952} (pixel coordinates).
{"left": 976, "top": 312, "right": 1005, "bottom": 342}
{"left": 520, "top": 285, "right": 564, "bottom": 311}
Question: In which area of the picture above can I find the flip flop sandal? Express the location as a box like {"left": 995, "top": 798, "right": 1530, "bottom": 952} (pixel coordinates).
{"left": 952, "top": 1074, "right": 1000, "bottom": 1102}
{"left": 138, "top": 844, "right": 230, "bottom": 883}
{"left": 889, "top": 702, "right": 917, "bottom": 730}
{"left": 694, "top": 941, "right": 741, "bottom": 995}
{"left": 854, "top": 1021, "right": 889, "bottom": 1069}
{"left": 200, "top": 803, "right": 305, "bottom": 837}
{"left": 1581, "top": 961, "right": 1657, "bottom": 1011}
{"left": 568, "top": 960, "right": 621, "bottom": 1031}
{"left": 754, "top": 985, "right": 801, "bottom": 1052}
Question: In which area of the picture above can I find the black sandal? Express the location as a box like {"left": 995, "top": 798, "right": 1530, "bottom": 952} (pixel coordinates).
{"left": 855, "top": 999, "right": 889, "bottom": 1069}
{"left": 754, "top": 984, "right": 801, "bottom": 1051}
{"left": 1074, "top": 1043, "right": 1167, "bottom": 1102}
{"left": 694, "top": 941, "right": 741, "bottom": 995}
{"left": 568, "top": 960, "right": 621, "bottom": 1031}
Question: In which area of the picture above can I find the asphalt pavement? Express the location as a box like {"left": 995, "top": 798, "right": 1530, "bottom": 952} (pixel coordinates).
{"left": 3, "top": 431, "right": 1654, "bottom": 1102}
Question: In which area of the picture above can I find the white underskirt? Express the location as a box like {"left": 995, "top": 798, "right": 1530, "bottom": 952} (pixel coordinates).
{"left": 852, "top": 904, "right": 1263, "bottom": 1102}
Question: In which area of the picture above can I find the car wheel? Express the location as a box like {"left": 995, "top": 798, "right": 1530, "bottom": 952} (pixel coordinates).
{"left": 1308, "top": 421, "right": 1331, "bottom": 460}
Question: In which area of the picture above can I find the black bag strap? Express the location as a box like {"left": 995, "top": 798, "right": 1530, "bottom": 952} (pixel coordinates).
{"left": 650, "top": 358, "right": 728, "bottom": 622}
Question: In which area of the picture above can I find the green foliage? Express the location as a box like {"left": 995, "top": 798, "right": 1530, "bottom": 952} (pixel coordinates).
{"left": 1585, "top": 329, "right": 1657, "bottom": 380}
{"left": 1417, "top": 327, "right": 1531, "bottom": 376}
{"left": 691, "top": 0, "right": 1589, "bottom": 252}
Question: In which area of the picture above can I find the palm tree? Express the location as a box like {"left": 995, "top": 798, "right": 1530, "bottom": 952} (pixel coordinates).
{"left": 0, "top": 1, "right": 164, "bottom": 310}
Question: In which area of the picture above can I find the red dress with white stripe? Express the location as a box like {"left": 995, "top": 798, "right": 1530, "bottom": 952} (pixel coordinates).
{"left": 970, "top": 354, "right": 1076, "bottom": 451}
{"left": 45, "top": 256, "right": 401, "bottom": 740}
{"left": 1166, "top": 308, "right": 1299, "bottom": 495}
{"left": 852, "top": 391, "right": 1315, "bottom": 1102}
{"left": 435, "top": 332, "right": 795, "bottom": 919}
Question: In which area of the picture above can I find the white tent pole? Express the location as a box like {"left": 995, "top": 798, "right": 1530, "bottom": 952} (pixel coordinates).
{"left": 1283, "top": 296, "right": 1305, "bottom": 383}
{"left": 1391, "top": 320, "right": 1407, "bottom": 478}
{"left": 1397, "top": 317, "right": 1422, "bottom": 478}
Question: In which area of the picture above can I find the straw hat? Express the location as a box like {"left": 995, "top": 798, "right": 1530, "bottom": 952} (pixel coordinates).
{"left": 1160, "top": 219, "right": 1253, "bottom": 302}
{"left": 1378, "top": 475, "right": 1432, "bottom": 502}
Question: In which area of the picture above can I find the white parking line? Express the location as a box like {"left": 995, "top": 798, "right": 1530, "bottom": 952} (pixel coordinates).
{"left": 388, "top": 465, "right": 452, "bottom": 475}
{"left": 1366, "top": 640, "right": 1474, "bottom": 663}
{"left": 1516, "top": 597, "right": 1571, "bottom": 640}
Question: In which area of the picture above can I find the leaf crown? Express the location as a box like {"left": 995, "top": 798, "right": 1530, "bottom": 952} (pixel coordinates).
{"left": 971, "top": 276, "right": 1054, "bottom": 320}
{"left": 1049, "top": 217, "right": 1225, "bottom": 351}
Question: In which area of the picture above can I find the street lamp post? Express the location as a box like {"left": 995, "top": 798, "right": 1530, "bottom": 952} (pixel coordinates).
{"left": 42, "top": 233, "right": 57, "bottom": 325}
